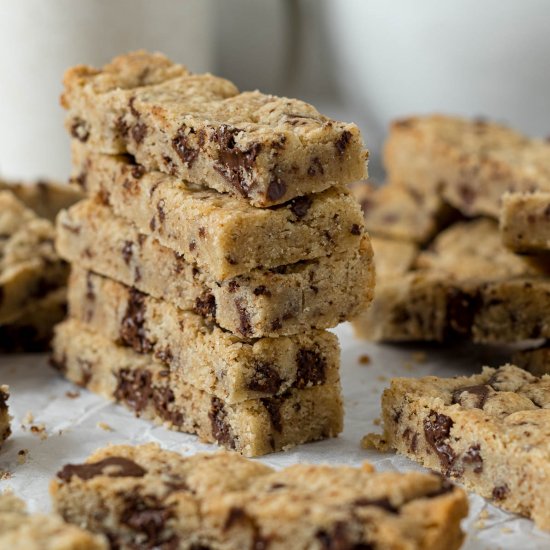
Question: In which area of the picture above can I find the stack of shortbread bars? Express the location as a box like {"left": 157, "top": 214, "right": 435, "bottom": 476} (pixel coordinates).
{"left": 52, "top": 51, "right": 374, "bottom": 457}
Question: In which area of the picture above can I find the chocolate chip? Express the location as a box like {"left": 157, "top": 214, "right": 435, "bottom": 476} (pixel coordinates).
{"left": 271, "top": 318, "right": 282, "bottom": 331}
{"left": 114, "top": 368, "right": 152, "bottom": 413}
{"left": 194, "top": 293, "right": 216, "bottom": 319}
{"left": 70, "top": 118, "right": 90, "bottom": 143}
{"left": 307, "top": 156, "right": 324, "bottom": 176}
{"left": 451, "top": 385, "right": 490, "bottom": 409}
{"left": 153, "top": 387, "right": 184, "bottom": 427}
{"left": 445, "top": 288, "right": 482, "bottom": 337}
{"left": 212, "top": 125, "right": 261, "bottom": 198}
{"left": 492, "top": 484, "right": 509, "bottom": 500}
{"left": 335, "top": 130, "right": 352, "bottom": 156}
{"left": 57, "top": 456, "right": 146, "bottom": 482}
{"left": 198, "top": 227, "right": 206, "bottom": 238}
{"left": 462, "top": 444, "right": 483, "bottom": 473}
{"left": 209, "top": 397, "right": 236, "bottom": 449}
{"left": 289, "top": 196, "right": 312, "bottom": 219}
{"left": 260, "top": 396, "right": 284, "bottom": 432}
{"left": 120, "top": 288, "right": 153, "bottom": 354}
{"left": 157, "top": 199, "right": 166, "bottom": 224}
{"left": 122, "top": 241, "right": 134, "bottom": 265}
{"left": 131, "top": 164, "right": 145, "bottom": 179}
{"left": 353, "top": 497, "right": 398, "bottom": 514}
{"left": 247, "top": 363, "right": 282, "bottom": 393}
{"left": 155, "top": 347, "right": 173, "bottom": 364}
{"left": 189, "top": 240, "right": 196, "bottom": 252}
{"left": 267, "top": 176, "right": 287, "bottom": 202}
{"left": 223, "top": 507, "right": 247, "bottom": 530}
{"left": 235, "top": 298, "right": 252, "bottom": 336}
{"left": 228, "top": 281, "right": 239, "bottom": 293}
{"left": 423, "top": 411, "right": 456, "bottom": 472}
{"left": 295, "top": 349, "right": 327, "bottom": 389}
{"left": 131, "top": 122, "right": 147, "bottom": 143}
{"left": 350, "top": 224, "right": 361, "bottom": 235}
{"left": 128, "top": 97, "right": 139, "bottom": 117}
{"left": 85, "top": 272, "right": 95, "bottom": 302}
{"left": 115, "top": 116, "right": 130, "bottom": 138}
{"left": 253, "top": 285, "right": 271, "bottom": 297}
{"left": 172, "top": 126, "right": 200, "bottom": 167}
{"left": 316, "top": 522, "right": 367, "bottom": 550}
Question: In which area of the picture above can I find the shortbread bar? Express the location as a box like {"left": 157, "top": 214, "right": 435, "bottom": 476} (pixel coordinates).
{"left": 0, "top": 191, "right": 68, "bottom": 324}
{"left": 500, "top": 191, "right": 550, "bottom": 253}
{"left": 384, "top": 115, "right": 550, "bottom": 217}
{"left": 68, "top": 269, "right": 340, "bottom": 403}
{"left": 376, "top": 364, "right": 550, "bottom": 530}
{"left": 351, "top": 181, "right": 455, "bottom": 244}
{"left": 62, "top": 51, "right": 368, "bottom": 207}
{"left": 56, "top": 200, "right": 374, "bottom": 337}
{"left": 51, "top": 443, "right": 467, "bottom": 549}
{"left": 51, "top": 323, "right": 343, "bottom": 456}
{"left": 72, "top": 145, "right": 366, "bottom": 279}
{"left": 0, "top": 492, "right": 107, "bottom": 549}
{"left": 0, "top": 386, "right": 10, "bottom": 448}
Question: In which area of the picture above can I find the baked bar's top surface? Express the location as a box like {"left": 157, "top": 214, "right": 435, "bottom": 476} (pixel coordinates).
{"left": 387, "top": 364, "right": 550, "bottom": 455}
{"left": 62, "top": 51, "right": 368, "bottom": 206}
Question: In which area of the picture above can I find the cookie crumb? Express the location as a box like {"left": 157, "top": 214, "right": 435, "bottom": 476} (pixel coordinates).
{"left": 358, "top": 354, "right": 371, "bottom": 365}
{"left": 30, "top": 424, "right": 47, "bottom": 440}
{"left": 0, "top": 470, "right": 12, "bottom": 480}
{"left": 97, "top": 422, "right": 113, "bottom": 432}
{"left": 16, "top": 449, "right": 29, "bottom": 465}
{"left": 373, "top": 417, "right": 381, "bottom": 426}
{"left": 65, "top": 390, "right": 80, "bottom": 399}
{"left": 500, "top": 527, "right": 513, "bottom": 534}
{"left": 361, "top": 433, "right": 389, "bottom": 451}
{"left": 21, "top": 411, "right": 34, "bottom": 426}
{"left": 376, "top": 375, "right": 388, "bottom": 382}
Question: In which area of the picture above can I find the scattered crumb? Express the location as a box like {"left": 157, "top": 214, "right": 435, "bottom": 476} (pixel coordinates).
{"left": 16, "top": 449, "right": 29, "bottom": 465}
{"left": 361, "top": 433, "right": 389, "bottom": 451}
{"left": 376, "top": 375, "right": 388, "bottom": 382}
{"left": 97, "top": 422, "right": 113, "bottom": 432}
{"left": 500, "top": 527, "right": 513, "bottom": 534}
{"left": 0, "top": 470, "right": 12, "bottom": 480}
{"left": 473, "top": 519, "right": 486, "bottom": 530}
{"left": 65, "top": 390, "right": 80, "bottom": 399}
{"left": 473, "top": 509, "right": 490, "bottom": 530}
{"left": 21, "top": 411, "right": 34, "bottom": 426}
{"left": 30, "top": 424, "right": 47, "bottom": 440}
{"left": 372, "top": 417, "right": 381, "bottom": 426}
{"left": 411, "top": 351, "right": 427, "bottom": 364}
{"left": 478, "top": 509, "right": 490, "bottom": 520}
{"left": 358, "top": 354, "right": 371, "bottom": 365}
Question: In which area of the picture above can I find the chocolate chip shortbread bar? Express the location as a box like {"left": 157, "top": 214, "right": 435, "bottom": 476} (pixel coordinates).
{"left": 0, "top": 191, "right": 68, "bottom": 324}
{"left": 62, "top": 51, "right": 368, "bottom": 207}
{"left": 0, "top": 492, "right": 107, "bottom": 549}
{"left": 52, "top": 323, "right": 343, "bottom": 456}
{"left": 51, "top": 443, "right": 467, "bottom": 549}
{"left": 56, "top": 200, "right": 374, "bottom": 338}
{"left": 72, "top": 145, "right": 366, "bottom": 279}
{"left": 68, "top": 268, "right": 340, "bottom": 403}
{"left": 384, "top": 115, "right": 550, "bottom": 218}
{"left": 376, "top": 364, "right": 550, "bottom": 530}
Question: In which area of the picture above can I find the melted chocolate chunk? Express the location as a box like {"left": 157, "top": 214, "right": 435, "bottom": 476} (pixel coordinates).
{"left": 253, "top": 285, "right": 271, "bottom": 297}
{"left": 0, "top": 389, "right": 8, "bottom": 407}
{"left": 153, "top": 387, "right": 184, "bottom": 427}
{"left": 423, "top": 411, "right": 456, "bottom": 472}
{"left": 212, "top": 125, "right": 261, "bottom": 197}
{"left": 157, "top": 199, "right": 166, "bottom": 224}
{"left": 335, "top": 130, "right": 352, "bottom": 156}
{"left": 131, "top": 122, "right": 147, "bottom": 143}
{"left": 57, "top": 456, "right": 146, "bottom": 481}
{"left": 235, "top": 298, "right": 252, "bottom": 336}
{"left": 350, "top": 224, "right": 361, "bottom": 235}
{"left": 451, "top": 384, "right": 490, "bottom": 409}
{"left": 247, "top": 362, "right": 282, "bottom": 393}
{"left": 173, "top": 126, "right": 200, "bottom": 167}
{"left": 131, "top": 164, "right": 145, "bottom": 179}
{"left": 120, "top": 288, "right": 153, "bottom": 354}
{"left": 289, "top": 196, "right": 312, "bottom": 219}
{"left": 445, "top": 288, "right": 482, "bottom": 337}
{"left": 307, "top": 156, "right": 324, "bottom": 176}
{"left": 261, "top": 396, "right": 284, "bottom": 432}
{"left": 114, "top": 368, "right": 153, "bottom": 413}
{"left": 122, "top": 240, "right": 134, "bottom": 265}
{"left": 194, "top": 293, "right": 216, "bottom": 319}
{"left": 267, "top": 176, "right": 287, "bottom": 202}
{"left": 295, "top": 349, "right": 327, "bottom": 389}
{"left": 209, "top": 397, "right": 236, "bottom": 449}
{"left": 462, "top": 444, "right": 483, "bottom": 473}
{"left": 70, "top": 118, "right": 90, "bottom": 143}
{"left": 316, "top": 521, "right": 371, "bottom": 550}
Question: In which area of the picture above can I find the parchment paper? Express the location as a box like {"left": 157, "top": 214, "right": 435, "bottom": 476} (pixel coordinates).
{"left": 1, "top": 323, "right": 548, "bottom": 549}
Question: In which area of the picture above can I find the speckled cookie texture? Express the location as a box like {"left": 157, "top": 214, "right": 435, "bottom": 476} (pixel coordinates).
{"left": 56, "top": 199, "right": 374, "bottom": 338}
{"left": 71, "top": 145, "right": 366, "bottom": 279}
{"left": 62, "top": 51, "right": 368, "bottom": 207}
{"left": 51, "top": 324, "right": 343, "bottom": 457}
{"left": 51, "top": 443, "right": 468, "bottom": 549}
{"left": 0, "top": 386, "right": 10, "bottom": 448}
{"left": 0, "top": 492, "right": 107, "bottom": 549}
{"left": 384, "top": 114, "right": 550, "bottom": 218}
{"left": 68, "top": 268, "right": 340, "bottom": 403}
{"left": 375, "top": 364, "right": 550, "bottom": 531}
